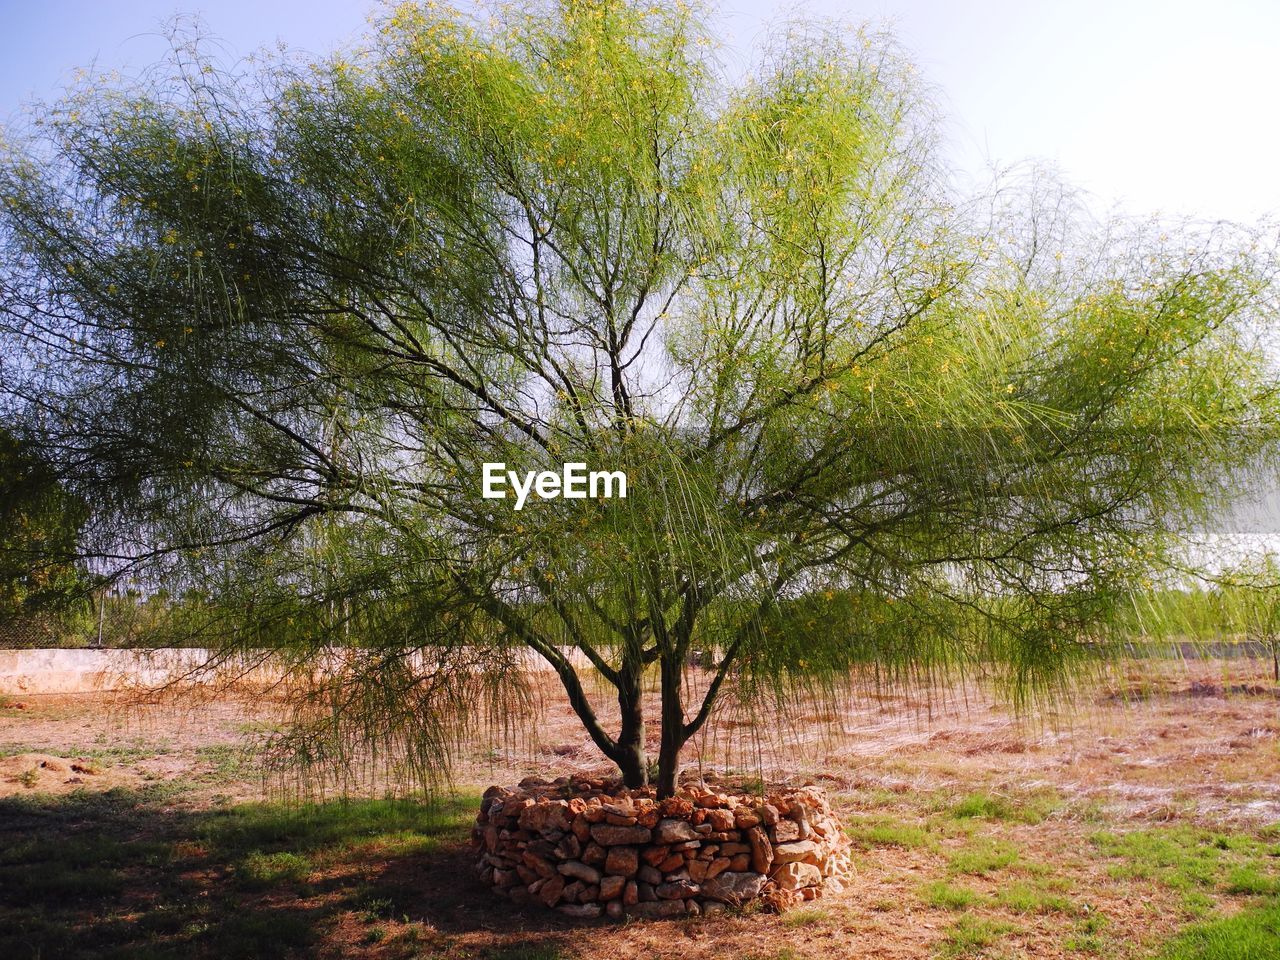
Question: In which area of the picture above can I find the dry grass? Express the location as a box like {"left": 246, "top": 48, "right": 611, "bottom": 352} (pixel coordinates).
{"left": 0, "top": 658, "right": 1277, "bottom": 958}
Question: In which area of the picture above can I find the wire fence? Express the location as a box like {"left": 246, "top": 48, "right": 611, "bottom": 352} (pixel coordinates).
{"left": 0, "top": 597, "right": 169, "bottom": 649}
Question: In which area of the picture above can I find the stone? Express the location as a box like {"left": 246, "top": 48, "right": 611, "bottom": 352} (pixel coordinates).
{"left": 539, "top": 875, "right": 566, "bottom": 907}
{"left": 659, "top": 797, "right": 694, "bottom": 818}
{"left": 747, "top": 825, "right": 774, "bottom": 874}
{"left": 773, "top": 862, "right": 821, "bottom": 891}
{"left": 657, "top": 854, "right": 684, "bottom": 873}
{"left": 707, "top": 809, "right": 735, "bottom": 832}
{"left": 475, "top": 783, "right": 853, "bottom": 919}
{"left": 701, "top": 871, "right": 767, "bottom": 905}
{"left": 518, "top": 803, "right": 547, "bottom": 832}
{"left": 591, "top": 823, "right": 652, "bottom": 846}
{"left": 559, "top": 903, "right": 603, "bottom": 919}
{"left": 629, "top": 899, "right": 685, "bottom": 919}
{"left": 774, "top": 840, "right": 820, "bottom": 865}
{"left": 558, "top": 860, "right": 602, "bottom": 885}
{"left": 554, "top": 834, "right": 581, "bottom": 860}
{"left": 657, "top": 880, "right": 699, "bottom": 900}
{"left": 773, "top": 819, "right": 802, "bottom": 843}
{"left": 604, "top": 846, "right": 639, "bottom": 877}
{"left": 522, "top": 851, "right": 556, "bottom": 878}
{"left": 654, "top": 818, "right": 699, "bottom": 844}
{"left": 705, "top": 856, "right": 732, "bottom": 880}
{"left": 641, "top": 845, "right": 670, "bottom": 866}
{"left": 545, "top": 801, "right": 572, "bottom": 832}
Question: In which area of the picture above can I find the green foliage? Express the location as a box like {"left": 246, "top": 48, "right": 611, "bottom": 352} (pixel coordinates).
{"left": 2, "top": 0, "right": 1278, "bottom": 793}
{"left": 0, "top": 428, "right": 88, "bottom": 620}
{"left": 1155, "top": 899, "right": 1280, "bottom": 960}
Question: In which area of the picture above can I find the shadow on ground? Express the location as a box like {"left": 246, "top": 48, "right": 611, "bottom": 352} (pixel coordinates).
{"left": 0, "top": 786, "right": 582, "bottom": 959}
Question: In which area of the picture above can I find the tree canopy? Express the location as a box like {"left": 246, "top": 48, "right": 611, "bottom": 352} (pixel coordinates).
{"left": 1, "top": 0, "right": 1277, "bottom": 795}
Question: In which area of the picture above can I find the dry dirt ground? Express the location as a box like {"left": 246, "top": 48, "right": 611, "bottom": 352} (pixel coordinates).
{"left": 0, "top": 657, "right": 1277, "bottom": 959}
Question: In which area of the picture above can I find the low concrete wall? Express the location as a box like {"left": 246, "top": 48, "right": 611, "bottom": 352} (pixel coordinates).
{"left": 0, "top": 648, "right": 233, "bottom": 694}
{"left": 0, "top": 646, "right": 586, "bottom": 694}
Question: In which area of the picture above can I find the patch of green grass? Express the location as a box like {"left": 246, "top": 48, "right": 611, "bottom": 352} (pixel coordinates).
{"left": 209, "top": 909, "right": 316, "bottom": 959}
{"left": 1155, "top": 898, "right": 1280, "bottom": 959}
{"left": 1062, "top": 914, "right": 1110, "bottom": 953}
{"left": 845, "top": 814, "right": 937, "bottom": 850}
{"left": 0, "top": 787, "right": 478, "bottom": 960}
{"left": 1224, "top": 866, "right": 1280, "bottom": 897}
{"left": 1089, "top": 826, "right": 1275, "bottom": 893}
{"left": 360, "top": 895, "right": 400, "bottom": 922}
{"left": 993, "top": 880, "right": 1075, "bottom": 915}
{"left": 781, "top": 906, "right": 831, "bottom": 927}
{"left": 196, "top": 744, "right": 250, "bottom": 781}
{"left": 948, "top": 789, "right": 1060, "bottom": 825}
{"left": 485, "top": 946, "right": 571, "bottom": 960}
{"left": 947, "top": 839, "right": 1020, "bottom": 876}
{"left": 922, "top": 880, "right": 986, "bottom": 910}
{"left": 937, "top": 914, "right": 1019, "bottom": 957}
{"left": 198, "top": 793, "right": 477, "bottom": 860}
{"left": 235, "top": 850, "right": 312, "bottom": 888}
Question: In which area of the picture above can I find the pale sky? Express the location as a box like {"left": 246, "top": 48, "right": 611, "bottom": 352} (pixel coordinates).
{"left": 2, "top": 0, "right": 1278, "bottom": 223}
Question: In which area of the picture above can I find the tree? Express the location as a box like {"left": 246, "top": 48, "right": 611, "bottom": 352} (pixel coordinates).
{"left": 1215, "top": 556, "right": 1280, "bottom": 683}
{"left": 1, "top": 1, "right": 1276, "bottom": 796}
{"left": 0, "top": 427, "right": 87, "bottom": 621}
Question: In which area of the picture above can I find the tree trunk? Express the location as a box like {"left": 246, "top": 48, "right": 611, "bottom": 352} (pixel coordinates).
{"left": 656, "top": 654, "right": 685, "bottom": 798}
{"left": 615, "top": 689, "right": 648, "bottom": 788}
{"left": 615, "top": 643, "right": 648, "bottom": 788}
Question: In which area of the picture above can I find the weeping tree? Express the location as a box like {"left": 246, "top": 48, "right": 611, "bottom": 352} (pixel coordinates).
{"left": 2, "top": 0, "right": 1278, "bottom": 796}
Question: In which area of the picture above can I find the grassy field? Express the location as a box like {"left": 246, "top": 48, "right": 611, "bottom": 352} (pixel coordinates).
{"left": 0, "top": 660, "right": 1278, "bottom": 959}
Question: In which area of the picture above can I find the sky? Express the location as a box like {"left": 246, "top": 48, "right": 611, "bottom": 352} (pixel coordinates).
{"left": 1, "top": 0, "right": 1278, "bottom": 224}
